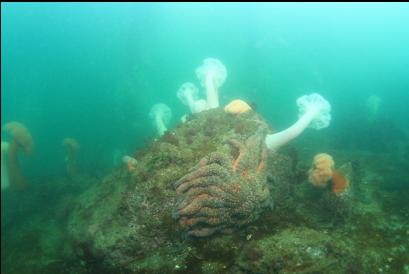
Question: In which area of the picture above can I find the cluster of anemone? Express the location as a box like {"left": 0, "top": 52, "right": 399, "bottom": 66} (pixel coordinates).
{"left": 2, "top": 59, "right": 335, "bottom": 194}
{"left": 308, "top": 153, "right": 349, "bottom": 196}
{"left": 1, "top": 121, "right": 86, "bottom": 192}
{"left": 177, "top": 58, "right": 228, "bottom": 114}
{"left": 148, "top": 57, "right": 228, "bottom": 136}
{"left": 148, "top": 57, "right": 333, "bottom": 154}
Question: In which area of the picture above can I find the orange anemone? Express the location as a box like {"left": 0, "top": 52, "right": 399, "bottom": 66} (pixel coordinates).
{"left": 224, "top": 100, "right": 252, "bottom": 114}
{"left": 331, "top": 169, "right": 349, "bottom": 196}
{"left": 308, "top": 153, "right": 349, "bottom": 195}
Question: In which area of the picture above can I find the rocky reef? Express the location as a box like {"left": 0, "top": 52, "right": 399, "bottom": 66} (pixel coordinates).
{"left": 67, "top": 108, "right": 278, "bottom": 272}
{"left": 65, "top": 108, "right": 409, "bottom": 273}
{"left": 237, "top": 227, "right": 357, "bottom": 273}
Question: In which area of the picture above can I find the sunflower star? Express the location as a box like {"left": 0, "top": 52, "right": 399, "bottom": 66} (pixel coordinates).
{"left": 173, "top": 129, "right": 271, "bottom": 237}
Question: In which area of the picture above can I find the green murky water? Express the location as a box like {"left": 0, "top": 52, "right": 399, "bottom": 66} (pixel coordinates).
{"left": 1, "top": 3, "right": 408, "bottom": 274}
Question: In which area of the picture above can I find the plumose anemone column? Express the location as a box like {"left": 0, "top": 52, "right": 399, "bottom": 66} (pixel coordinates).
{"left": 265, "top": 93, "right": 331, "bottom": 151}
{"left": 196, "top": 58, "right": 227, "bottom": 109}
{"left": 365, "top": 94, "right": 381, "bottom": 122}
{"left": 192, "top": 99, "right": 207, "bottom": 113}
{"left": 62, "top": 137, "right": 80, "bottom": 177}
{"left": 177, "top": 82, "right": 201, "bottom": 113}
{"left": 149, "top": 103, "right": 172, "bottom": 136}
{"left": 1, "top": 142, "right": 10, "bottom": 191}
{"left": 2, "top": 121, "right": 34, "bottom": 190}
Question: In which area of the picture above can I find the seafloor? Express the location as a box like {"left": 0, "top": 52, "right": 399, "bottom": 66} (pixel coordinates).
{"left": 1, "top": 108, "right": 408, "bottom": 274}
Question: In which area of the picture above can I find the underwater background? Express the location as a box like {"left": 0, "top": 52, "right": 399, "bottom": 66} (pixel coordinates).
{"left": 1, "top": 3, "right": 409, "bottom": 274}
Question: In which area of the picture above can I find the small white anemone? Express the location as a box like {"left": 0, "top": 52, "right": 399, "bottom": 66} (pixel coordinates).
{"left": 180, "top": 114, "right": 188, "bottom": 123}
{"left": 195, "top": 58, "right": 227, "bottom": 109}
{"left": 122, "top": 155, "right": 138, "bottom": 172}
{"left": 192, "top": 99, "right": 207, "bottom": 113}
{"left": 265, "top": 93, "right": 331, "bottom": 151}
{"left": 122, "top": 155, "right": 137, "bottom": 165}
{"left": 177, "top": 82, "right": 200, "bottom": 113}
{"left": 149, "top": 103, "right": 172, "bottom": 136}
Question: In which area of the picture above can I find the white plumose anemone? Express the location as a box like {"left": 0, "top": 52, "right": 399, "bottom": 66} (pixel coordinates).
{"left": 177, "top": 82, "right": 200, "bottom": 113}
{"left": 195, "top": 58, "right": 227, "bottom": 109}
{"left": 192, "top": 99, "right": 207, "bottom": 113}
{"left": 265, "top": 93, "right": 331, "bottom": 151}
{"left": 149, "top": 103, "right": 172, "bottom": 136}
